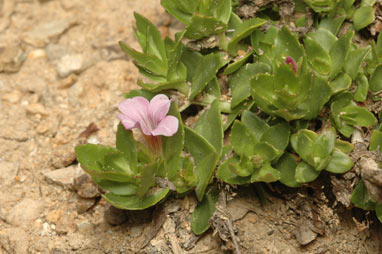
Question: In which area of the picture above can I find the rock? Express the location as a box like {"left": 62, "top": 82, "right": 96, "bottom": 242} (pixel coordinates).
{"left": 56, "top": 54, "right": 86, "bottom": 78}
{"left": 20, "top": 76, "right": 47, "bottom": 94}
{"left": 2, "top": 90, "right": 22, "bottom": 104}
{"left": 0, "top": 160, "right": 18, "bottom": 185}
{"left": 104, "top": 205, "right": 128, "bottom": 226}
{"left": 43, "top": 165, "right": 83, "bottom": 190}
{"left": 0, "top": 227, "right": 29, "bottom": 254}
{"left": 25, "top": 103, "right": 48, "bottom": 115}
{"left": 23, "top": 19, "right": 76, "bottom": 47}
{"left": 51, "top": 142, "right": 78, "bottom": 169}
{"left": 294, "top": 218, "right": 317, "bottom": 246}
{"left": 0, "top": 0, "right": 15, "bottom": 32}
{"left": 76, "top": 198, "right": 95, "bottom": 214}
{"left": 0, "top": 45, "right": 27, "bottom": 73}
{"left": 7, "top": 199, "right": 45, "bottom": 227}
{"left": 67, "top": 233, "right": 84, "bottom": 250}
{"left": 73, "top": 174, "right": 100, "bottom": 199}
{"left": 58, "top": 73, "right": 78, "bottom": 89}
{"left": 45, "top": 209, "right": 62, "bottom": 224}
{"left": 76, "top": 220, "right": 94, "bottom": 234}
{"left": 28, "top": 49, "right": 46, "bottom": 60}
{"left": 55, "top": 212, "right": 75, "bottom": 234}
{"left": 45, "top": 44, "right": 70, "bottom": 62}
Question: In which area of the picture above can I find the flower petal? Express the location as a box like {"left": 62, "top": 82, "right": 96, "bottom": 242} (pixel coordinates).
{"left": 118, "top": 113, "right": 138, "bottom": 130}
{"left": 151, "top": 115, "right": 179, "bottom": 136}
{"left": 148, "top": 94, "right": 171, "bottom": 125}
{"left": 118, "top": 97, "right": 153, "bottom": 135}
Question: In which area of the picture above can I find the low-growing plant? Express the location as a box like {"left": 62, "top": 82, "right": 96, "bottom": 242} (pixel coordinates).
{"left": 75, "top": 0, "right": 382, "bottom": 234}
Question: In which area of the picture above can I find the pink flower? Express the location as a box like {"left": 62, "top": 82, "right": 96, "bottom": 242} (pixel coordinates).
{"left": 118, "top": 94, "right": 179, "bottom": 136}
{"left": 285, "top": 56, "right": 297, "bottom": 74}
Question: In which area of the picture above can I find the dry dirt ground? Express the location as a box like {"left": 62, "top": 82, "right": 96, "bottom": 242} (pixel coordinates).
{"left": 0, "top": 0, "right": 382, "bottom": 253}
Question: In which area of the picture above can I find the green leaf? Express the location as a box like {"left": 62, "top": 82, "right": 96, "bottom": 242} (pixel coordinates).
{"left": 250, "top": 162, "right": 280, "bottom": 183}
{"left": 369, "top": 130, "right": 382, "bottom": 151}
{"left": 340, "top": 105, "right": 377, "bottom": 127}
{"left": 172, "top": 157, "right": 197, "bottom": 193}
{"left": 191, "top": 187, "right": 219, "bottom": 235}
{"left": 136, "top": 163, "right": 156, "bottom": 198}
{"left": 116, "top": 124, "right": 137, "bottom": 170}
{"left": 377, "top": 32, "right": 382, "bottom": 58}
{"left": 227, "top": 18, "right": 267, "bottom": 55}
{"left": 260, "top": 122, "right": 290, "bottom": 152}
{"left": 182, "top": 50, "right": 224, "bottom": 99}
{"left": 124, "top": 89, "right": 156, "bottom": 100}
{"left": 184, "top": 126, "right": 219, "bottom": 201}
{"left": 119, "top": 41, "right": 168, "bottom": 77}
{"left": 137, "top": 79, "right": 189, "bottom": 95}
{"left": 165, "top": 33, "right": 187, "bottom": 81}
{"left": 354, "top": 74, "right": 369, "bottom": 102}
{"left": 104, "top": 152, "right": 136, "bottom": 176}
{"left": 376, "top": 203, "right": 382, "bottom": 223}
{"left": 194, "top": 100, "right": 223, "bottom": 156}
{"left": 203, "top": 77, "right": 221, "bottom": 98}
{"left": 274, "top": 26, "right": 304, "bottom": 63}
{"left": 344, "top": 47, "right": 371, "bottom": 80}
{"left": 329, "top": 31, "right": 353, "bottom": 79}
{"left": 223, "top": 49, "right": 254, "bottom": 75}
{"left": 163, "top": 102, "right": 184, "bottom": 180}
{"left": 241, "top": 110, "right": 269, "bottom": 142}
{"left": 335, "top": 139, "right": 354, "bottom": 154}
{"left": 325, "top": 149, "right": 354, "bottom": 173}
{"left": 134, "top": 13, "right": 167, "bottom": 63}
{"left": 309, "top": 28, "right": 337, "bottom": 53}
{"left": 230, "top": 120, "right": 257, "bottom": 157}
{"left": 160, "top": 0, "right": 198, "bottom": 24}
{"left": 202, "top": 0, "right": 232, "bottom": 24}
{"left": 103, "top": 187, "right": 170, "bottom": 210}
{"left": 304, "top": 0, "right": 334, "bottom": 12}
{"left": 275, "top": 153, "right": 302, "bottom": 187}
{"left": 252, "top": 142, "right": 279, "bottom": 162}
{"left": 185, "top": 14, "right": 227, "bottom": 40}
{"left": 330, "top": 72, "right": 352, "bottom": 94}
{"left": 291, "top": 129, "right": 335, "bottom": 171}
{"left": 330, "top": 92, "right": 356, "bottom": 137}
{"left": 350, "top": 181, "right": 375, "bottom": 210}
{"left": 304, "top": 37, "right": 332, "bottom": 75}
{"left": 96, "top": 180, "right": 138, "bottom": 195}
{"left": 76, "top": 144, "right": 115, "bottom": 172}
{"left": 303, "top": 75, "right": 331, "bottom": 120}
{"left": 369, "top": 64, "right": 382, "bottom": 93}
{"left": 295, "top": 161, "right": 319, "bottom": 183}
{"left": 230, "top": 62, "right": 271, "bottom": 108}
{"left": 353, "top": 6, "right": 375, "bottom": 31}
{"left": 223, "top": 100, "right": 255, "bottom": 131}
{"left": 318, "top": 16, "right": 345, "bottom": 36}
{"left": 216, "top": 156, "right": 251, "bottom": 184}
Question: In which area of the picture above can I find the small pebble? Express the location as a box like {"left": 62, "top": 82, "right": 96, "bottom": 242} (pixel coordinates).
{"left": 104, "top": 205, "right": 128, "bottom": 226}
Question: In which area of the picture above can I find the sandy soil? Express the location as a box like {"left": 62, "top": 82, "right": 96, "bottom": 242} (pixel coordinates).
{"left": 0, "top": 0, "right": 381, "bottom": 253}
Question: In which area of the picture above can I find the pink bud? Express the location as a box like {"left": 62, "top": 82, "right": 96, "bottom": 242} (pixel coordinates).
{"left": 285, "top": 56, "right": 297, "bottom": 74}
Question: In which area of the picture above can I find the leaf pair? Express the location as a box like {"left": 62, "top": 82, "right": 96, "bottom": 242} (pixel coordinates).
{"left": 162, "top": 0, "right": 232, "bottom": 40}
{"left": 217, "top": 110, "right": 290, "bottom": 184}
{"left": 331, "top": 92, "right": 377, "bottom": 137}
{"left": 120, "top": 13, "right": 188, "bottom": 94}
{"left": 290, "top": 128, "right": 354, "bottom": 183}
{"left": 75, "top": 125, "right": 169, "bottom": 210}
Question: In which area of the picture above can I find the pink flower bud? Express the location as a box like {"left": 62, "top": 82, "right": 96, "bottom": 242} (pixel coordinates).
{"left": 285, "top": 56, "right": 297, "bottom": 74}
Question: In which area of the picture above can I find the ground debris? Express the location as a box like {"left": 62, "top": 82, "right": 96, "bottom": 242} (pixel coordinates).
{"left": 23, "top": 19, "right": 77, "bottom": 47}
{"left": 210, "top": 191, "right": 242, "bottom": 254}
{"left": 0, "top": 45, "right": 26, "bottom": 73}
